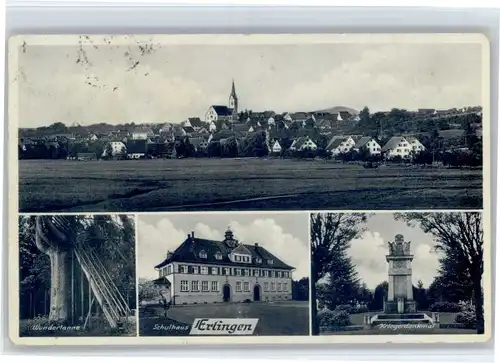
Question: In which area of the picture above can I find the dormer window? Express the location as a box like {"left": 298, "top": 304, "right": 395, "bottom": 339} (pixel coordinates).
{"left": 268, "top": 259, "right": 274, "bottom": 265}
{"left": 256, "top": 257, "right": 262, "bottom": 264}
{"left": 199, "top": 250, "right": 207, "bottom": 259}
{"left": 215, "top": 252, "right": 222, "bottom": 260}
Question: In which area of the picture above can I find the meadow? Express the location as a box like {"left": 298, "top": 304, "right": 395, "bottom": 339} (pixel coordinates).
{"left": 19, "top": 158, "right": 483, "bottom": 212}
{"left": 139, "top": 301, "right": 309, "bottom": 336}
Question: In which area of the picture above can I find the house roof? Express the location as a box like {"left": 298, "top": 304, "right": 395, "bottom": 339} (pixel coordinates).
{"left": 381, "top": 136, "right": 407, "bottom": 152}
{"left": 126, "top": 139, "right": 147, "bottom": 154}
{"left": 154, "top": 232, "right": 294, "bottom": 270}
{"left": 292, "top": 136, "right": 315, "bottom": 149}
{"left": 183, "top": 126, "right": 195, "bottom": 133}
{"left": 187, "top": 117, "right": 203, "bottom": 127}
{"left": 354, "top": 136, "right": 375, "bottom": 148}
{"left": 326, "top": 137, "right": 349, "bottom": 150}
{"left": 232, "top": 123, "right": 250, "bottom": 133}
{"left": 189, "top": 137, "right": 208, "bottom": 148}
{"left": 211, "top": 105, "right": 234, "bottom": 116}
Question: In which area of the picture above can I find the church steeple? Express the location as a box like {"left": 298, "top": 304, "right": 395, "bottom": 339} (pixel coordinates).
{"left": 228, "top": 79, "right": 239, "bottom": 120}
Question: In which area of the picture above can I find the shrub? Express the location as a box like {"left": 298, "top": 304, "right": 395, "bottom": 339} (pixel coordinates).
{"left": 334, "top": 304, "right": 369, "bottom": 314}
{"left": 243, "top": 299, "right": 252, "bottom": 303}
{"left": 429, "top": 302, "right": 461, "bottom": 312}
{"left": 455, "top": 302, "right": 477, "bottom": 329}
{"left": 455, "top": 311, "right": 476, "bottom": 329}
{"left": 319, "top": 310, "right": 351, "bottom": 328}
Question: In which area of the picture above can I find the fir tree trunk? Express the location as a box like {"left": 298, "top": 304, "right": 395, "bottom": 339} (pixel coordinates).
{"left": 473, "top": 276, "right": 484, "bottom": 334}
{"left": 48, "top": 248, "right": 73, "bottom": 322}
{"left": 311, "top": 282, "right": 319, "bottom": 335}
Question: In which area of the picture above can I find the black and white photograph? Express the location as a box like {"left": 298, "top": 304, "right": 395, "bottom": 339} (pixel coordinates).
{"left": 136, "top": 213, "right": 310, "bottom": 336}
{"left": 310, "top": 212, "right": 487, "bottom": 336}
{"left": 18, "top": 215, "right": 137, "bottom": 337}
{"left": 12, "top": 34, "right": 487, "bottom": 213}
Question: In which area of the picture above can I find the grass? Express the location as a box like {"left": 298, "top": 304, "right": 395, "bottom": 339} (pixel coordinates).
{"left": 139, "top": 301, "right": 309, "bottom": 336}
{"left": 19, "top": 158, "right": 482, "bottom": 212}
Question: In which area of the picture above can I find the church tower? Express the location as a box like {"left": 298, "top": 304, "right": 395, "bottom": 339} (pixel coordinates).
{"left": 228, "top": 79, "right": 239, "bottom": 121}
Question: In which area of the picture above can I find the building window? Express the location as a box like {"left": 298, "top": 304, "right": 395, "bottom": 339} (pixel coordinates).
{"left": 211, "top": 281, "right": 219, "bottom": 292}
{"left": 236, "top": 282, "right": 242, "bottom": 292}
{"left": 211, "top": 267, "right": 218, "bottom": 275}
{"left": 244, "top": 269, "right": 249, "bottom": 276}
{"left": 283, "top": 283, "right": 288, "bottom": 292}
{"left": 224, "top": 268, "right": 230, "bottom": 275}
{"left": 180, "top": 280, "right": 189, "bottom": 292}
{"left": 271, "top": 283, "right": 275, "bottom": 292}
{"left": 199, "top": 250, "right": 207, "bottom": 259}
{"left": 192, "top": 266, "right": 199, "bottom": 274}
{"left": 181, "top": 265, "right": 188, "bottom": 274}
{"left": 264, "top": 270, "right": 269, "bottom": 277}
{"left": 271, "top": 271, "right": 275, "bottom": 278}
{"left": 236, "top": 269, "right": 242, "bottom": 276}
{"left": 167, "top": 265, "right": 172, "bottom": 274}
{"left": 277, "top": 271, "right": 282, "bottom": 278}
{"left": 202, "top": 281, "right": 209, "bottom": 292}
{"left": 215, "top": 252, "right": 222, "bottom": 260}
{"left": 264, "top": 282, "right": 269, "bottom": 291}
{"left": 254, "top": 269, "right": 259, "bottom": 277}
{"left": 277, "top": 283, "right": 282, "bottom": 292}
{"left": 201, "top": 266, "right": 208, "bottom": 275}
{"left": 243, "top": 282, "right": 250, "bottom": 292}
{"left": 235, "top": 255, "right": 241, "bottom": 262}
{"left": 256, "top": 257, "right": 262, "bottom": 264}
{"left": 191, "top": 281, "right": 199, "bottom": 292}
{"left": 396, "top": 148, "right": 401, "bottom": 152}
{"left": 268, "top": 259, "right": 274, "bottom": 265}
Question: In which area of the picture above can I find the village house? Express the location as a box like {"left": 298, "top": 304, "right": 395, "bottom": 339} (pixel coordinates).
{"left": 152, "top": 228, "right": 294, "bottom": 305}
{"left": 102, "top": 141, "right": 127, "bottom": 158}
{"left": 184, "top": 117, "right": 204, "bottom": 131}
{"left": 290, "top": 136, "right": 317, "bottom": 151}
{"left": 406, "top": 136, "right": 426, "bottom": 153}
{"left": 271, "top": 140, "right": 282, "bottom": 154}
{"left": 381, "top": 136, "right": 425, "bottom": 159}
{"left": 353, "top": 137, "right": 382, "bottom": 155}
{"left": 131, "top": 127, "right": 154, "bottom": 140}
{"left": 326, "top": 136, "right": 356, "bottom": 156}
{"left": 126, "top": 139, "right": 148, "bottom": 159}
{"left": 190, "top": 137, "right": 210, "bottom": 152}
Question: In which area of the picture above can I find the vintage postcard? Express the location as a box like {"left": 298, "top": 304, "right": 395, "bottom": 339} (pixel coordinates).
{"left": 7, "top": 33, "right": 491, "bottom": 345}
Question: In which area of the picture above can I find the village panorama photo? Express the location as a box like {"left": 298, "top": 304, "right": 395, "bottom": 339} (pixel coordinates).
{"left": 10, "top": 34, "right": 488, "bottom": 212}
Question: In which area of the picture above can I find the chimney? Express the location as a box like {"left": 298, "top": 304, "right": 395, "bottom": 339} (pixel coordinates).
{"left": 254, "top": 243, "right": 259, "bottom": 247}
{"left": 191, "top": 231, "right": 195, "bottom": 239}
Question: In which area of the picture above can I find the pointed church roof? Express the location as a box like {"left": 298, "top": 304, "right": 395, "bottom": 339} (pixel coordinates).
{"left": 230, "top": 79, "right": 238, "bottom": 99}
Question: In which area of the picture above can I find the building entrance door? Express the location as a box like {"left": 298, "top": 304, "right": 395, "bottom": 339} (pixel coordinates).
{"left": 223, "top": 284, "right": 231, "bottom": 302}
{"left": 253, "top": 285, "right": 261, "bottom": 302}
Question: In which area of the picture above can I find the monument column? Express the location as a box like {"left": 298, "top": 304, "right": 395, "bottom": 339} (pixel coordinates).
{"left": 385, "top": 234, "right": 414, "bottom": 314}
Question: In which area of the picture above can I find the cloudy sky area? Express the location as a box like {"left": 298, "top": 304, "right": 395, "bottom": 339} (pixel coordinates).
{"left": 137, "top": 213, "right": 309, "bottom": 281}
{"left": 17, "top": 38, "right": 482, "bottom": 127}
{"left": 349, "top": 213, "right": 441, "bottom": 290}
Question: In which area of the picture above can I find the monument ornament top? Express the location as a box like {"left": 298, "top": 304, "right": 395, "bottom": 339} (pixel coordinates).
{"left": 387, "top": 234, "right": 412, "bottom": 256}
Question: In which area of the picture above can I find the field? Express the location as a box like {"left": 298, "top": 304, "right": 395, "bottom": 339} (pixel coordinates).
{"left": 19, "top": 158, "right": 483, "bottom": 212}
{"left": 139, "top": 301, "right": 309, "bottom": 336}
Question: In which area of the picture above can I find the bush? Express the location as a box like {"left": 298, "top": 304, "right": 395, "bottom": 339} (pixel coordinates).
{"left": 319, "top": 310, "right": 351, "bottom": 328}
{"left": 334, "top": 304, "right": 369, "bottom": 314}
{"left": 455, "top": 311, "right": 476, "bottom": 329}
{"left": 455, "top": 302, "right": 477, "bottom": 329}
{"left": 429, "top": 302, "right": 461, "bottom": 312}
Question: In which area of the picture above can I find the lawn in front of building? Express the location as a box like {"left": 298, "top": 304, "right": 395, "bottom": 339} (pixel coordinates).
{"left": 139, "top": 300, "right": 309, "bottom": 336}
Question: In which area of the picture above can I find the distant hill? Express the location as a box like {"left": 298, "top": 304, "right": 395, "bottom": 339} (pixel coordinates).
{"left": 315, "top": 106, "right": 359, "bottom": 116}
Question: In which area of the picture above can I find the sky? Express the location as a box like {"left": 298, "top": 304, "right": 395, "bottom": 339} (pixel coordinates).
{"left": 348, "top": 213, "right": 441, "bottom": 290}
{"left": 15, "top": 36, "right": 483, "bottom": 128}
{"left": 137, "top": 213, "right": 309, "bottom": 281}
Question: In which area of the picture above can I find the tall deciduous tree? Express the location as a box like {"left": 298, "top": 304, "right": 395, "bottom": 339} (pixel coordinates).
{"left": 310, "top": 213, "right": 368, "bottom": 335}
{"left": 394, "top": 212, "right": 484, "bottom": 334}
